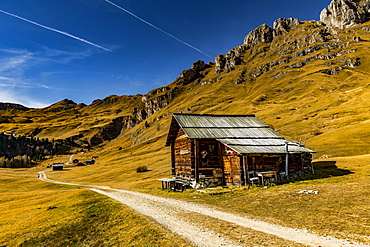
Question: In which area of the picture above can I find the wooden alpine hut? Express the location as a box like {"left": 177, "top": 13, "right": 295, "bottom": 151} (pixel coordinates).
{"left": 165, "top": 113, "right": 315, "bottom": 188}
{"left": 52, "top": 163, "right": 64, "bottom": 171}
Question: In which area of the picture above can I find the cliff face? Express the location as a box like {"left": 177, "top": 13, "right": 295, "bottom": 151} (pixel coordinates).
{"left": 89, "top": 117, "right": 124, "bottom": 146}
{"left": 320, "top": 0, "right": 370, "bottom": 28}
{"left": 215, "top": 18, "right": 301, "bottom": 75}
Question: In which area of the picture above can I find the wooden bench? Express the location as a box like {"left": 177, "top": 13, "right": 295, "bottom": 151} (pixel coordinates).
{"left": 158, "top": 177, "right": 192, "bottom": 192}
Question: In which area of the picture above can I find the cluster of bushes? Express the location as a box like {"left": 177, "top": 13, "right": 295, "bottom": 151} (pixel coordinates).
{"left": 0, "top": 133, "right": 58, "bottom": 168}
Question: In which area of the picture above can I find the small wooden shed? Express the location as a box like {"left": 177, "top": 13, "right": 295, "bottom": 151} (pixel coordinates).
{"left": 85, "top": 160, "right": 95, "bottom": 165}
{"left": 165, "top": 114, "right": 315, "bottom": 188}
{"left": 52, "top": 163, "right": 64, "bottom": 171}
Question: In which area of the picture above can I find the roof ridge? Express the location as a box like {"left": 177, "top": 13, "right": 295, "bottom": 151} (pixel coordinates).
{"left": 182, "top": 126, "right": 269, "bottom": 129}
{"left": 173, "top": 113, "right": 256, "bottom": 117}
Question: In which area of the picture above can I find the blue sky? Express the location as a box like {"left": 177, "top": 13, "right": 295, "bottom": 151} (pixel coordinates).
{"left": 0, "top": 0, "right": 331, "bottom": 108}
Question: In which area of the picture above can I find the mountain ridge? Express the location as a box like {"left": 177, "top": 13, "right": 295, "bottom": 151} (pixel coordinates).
{"left": 1, "top": 0, "right": 370, "bottom": 158}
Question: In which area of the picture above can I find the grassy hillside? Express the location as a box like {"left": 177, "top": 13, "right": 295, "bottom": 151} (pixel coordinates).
{"left": 2, "top": 21, "right": 369, "bottom": 158}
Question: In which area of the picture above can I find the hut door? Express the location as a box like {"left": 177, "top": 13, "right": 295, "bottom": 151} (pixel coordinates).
{"left": 223, "top": 155, "right": 241, "bottom": 186}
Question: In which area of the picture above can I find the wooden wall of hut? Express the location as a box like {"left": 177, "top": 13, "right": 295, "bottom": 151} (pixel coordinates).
{"left": 222, "top": 146, "right": 241, "bottom": 186}
{"left": 173, "top": 129, "right": 193, "bottom": 178}
{"left": 302, "top": 153, "right": 314, "bottom": 174}
{"left": 288, "top": 154, "right": 308, "bottom": 175}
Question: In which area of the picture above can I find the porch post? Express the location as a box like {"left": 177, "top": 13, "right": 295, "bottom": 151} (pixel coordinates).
{"left": 285, "top": 141, "right": 289, "bottom": 177}
{"left": 194, "top": 139, "right": 199, "bottom": 183}
{"left": 243, "top": 155, "right": 249, "bottom": 186}
{"left": 171, "top": 142, "right": 175, "bottom": 176}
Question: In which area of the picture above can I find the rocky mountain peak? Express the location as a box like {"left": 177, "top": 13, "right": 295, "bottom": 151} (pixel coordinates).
{"left": 243, "top": 18, "right": 301, "bottom": 46}
{"left": 320, "top": 0, "right": 370, "bottom": 28}
{"left": 273, "top": 18, "right": 301, "bottom": 36}
{"left": 59, "top": 98, "right": 77, "bottom": 105}
{"left": 244, "top": 23, "right": 274, "bottom": 45}
{"left": 176, "top": 60, "right": 209, "bottom": 85}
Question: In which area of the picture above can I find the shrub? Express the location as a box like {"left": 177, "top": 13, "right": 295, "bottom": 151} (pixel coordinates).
{"left": 136, "top": 166, "right": 148, "bottom": 173}
{"left": 312, "top": 129, "right": 323, "bottom": 136}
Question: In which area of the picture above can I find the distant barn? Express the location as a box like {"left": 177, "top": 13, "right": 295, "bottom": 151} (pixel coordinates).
{"left": 52, "top": 163, "right": 64, "bottom": 171}
{"left": 85, "top": 160, "right": 95, "bottom": 165}
{"left": 165, "top": 114, "right": 315, "bottom": 188}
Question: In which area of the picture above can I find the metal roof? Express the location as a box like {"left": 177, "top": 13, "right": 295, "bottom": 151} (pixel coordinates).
{"left": 220, "top": 138, "right": 287, "bottom": 146}
{"left": 182, "top": 127, "right": 282, "bottom": 139}
{"left": 166, "top": 114, "right": 315, "bottom": 154}
{"left": 52, "top": 163, "right": 64, "bottom": 166}
{"left": 173, "top": 114, "right": 269, "bottom": 128}
{"left": 220, "top": 139, "right": 316, "bottom": 154}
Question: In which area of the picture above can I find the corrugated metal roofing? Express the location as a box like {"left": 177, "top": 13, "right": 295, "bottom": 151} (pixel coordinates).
{"left": 220, "top": 138, "right": 286, "bottom": 146}
{"left": 174, "top": 114, "right": 269, "bottom": 128}
{"left": 166, "top": 114, "right": 315, "bottom": 154}
{"left": 220, "top": 139, "right": 316, "bottom": 154}
{"left": 182, "top": 127, "right": 282, "bottom": 139}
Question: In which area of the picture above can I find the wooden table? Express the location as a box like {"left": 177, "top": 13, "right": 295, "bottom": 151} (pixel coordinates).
{"left": 158, "top": 178, "right": 175, "bottom": 190}
{"left": 256, "top": 171, "right": 278, "bottom": 186}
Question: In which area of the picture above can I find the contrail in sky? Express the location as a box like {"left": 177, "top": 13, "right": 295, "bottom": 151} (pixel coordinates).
{"left": 105, "top": 0, "right": 212, "bottom": 59}
{"left": 0, "top": 9, "right": 111, "bottom": 52}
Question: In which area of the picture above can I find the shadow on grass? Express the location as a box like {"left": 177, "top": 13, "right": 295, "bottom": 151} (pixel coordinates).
{"left": 312, "top": 161, "right": 353, "bottom": 178}
{"left": 136, "top": 169, "right": 152, "bottom": 173}
{"left": 275, "top": 161, "right": 353, "bottom": 185}
{"left": 289, "top": 161, "right": 354, "bottom": 183}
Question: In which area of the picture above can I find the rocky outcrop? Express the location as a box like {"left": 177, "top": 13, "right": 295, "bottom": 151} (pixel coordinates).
{"left": 216, "top": 0, "right": 370, "bottom": 76}
{"left": 215, "top": 45, "right": 249, "bottom": 74}
{"left": 216, "top": 18, "right": 301, "bottom": 74}
{"left": 176, "top": 60, "right": 209, "bottom": 85}
{"left": 139, "top": 87, "right": 184, "bottom": 120}
{"left": 273, "top": 18, "right": 301, "bottom": 36}
{"left": 214, "top": 55, "right": 226, "bottom": 74}
{"left": 320, "top": 0, "right": 370, "bottom": 28}
{"left": 91, "top": 95, "right": 120, "bottom": 106}
{"left": 244, "top": 24, "right": 274, "bottom": 45}
{"left": 0, "top": 103, "right": 29, "bottom": 111}
{"left": 89, "top": 117, "right": 124, "bottom": 146}
{"left": 146, "top": 86, "right": 171, "bottom": 98}
{"left": 122, "top": 116, "right": 140, "bottom": 130}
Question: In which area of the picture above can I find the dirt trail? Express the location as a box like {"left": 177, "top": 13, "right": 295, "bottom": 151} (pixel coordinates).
{"left": 38, "top": 170, "right": 369, "bottom": 247}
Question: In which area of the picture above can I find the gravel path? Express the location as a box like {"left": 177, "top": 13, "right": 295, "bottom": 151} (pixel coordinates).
{"left": 38, "top": 170, "right": 369, "bottom": 247}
